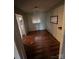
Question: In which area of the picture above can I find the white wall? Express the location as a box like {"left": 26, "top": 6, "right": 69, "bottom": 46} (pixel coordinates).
{"left": 46, "top": 4, "right": 64, "bottom": 42}
{"left": 23, "top": 14, "right": 29, "bottom": 34}
{"left": 27, "top": 12, "right": 46, "bottom": 31}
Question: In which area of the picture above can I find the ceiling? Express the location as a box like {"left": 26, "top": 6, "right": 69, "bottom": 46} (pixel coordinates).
{"left": 15, "top": 0, "right": 63, "bottom": 13}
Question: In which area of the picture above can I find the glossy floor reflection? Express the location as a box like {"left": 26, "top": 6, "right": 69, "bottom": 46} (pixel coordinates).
{"left": 22, "top": 30, "right": 60, "bottom": 59}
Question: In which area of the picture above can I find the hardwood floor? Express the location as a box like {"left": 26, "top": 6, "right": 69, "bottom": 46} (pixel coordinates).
{"left": 22, "top": 30, "right": 60, "bottom": 59}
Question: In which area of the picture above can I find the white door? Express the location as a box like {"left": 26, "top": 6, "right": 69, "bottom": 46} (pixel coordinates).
{"left": 16, "top": 14, "right": 26, "bottom": 39}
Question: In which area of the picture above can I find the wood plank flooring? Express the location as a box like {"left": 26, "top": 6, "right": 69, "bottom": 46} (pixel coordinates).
{"left": 22, "top": 30, "right": 60, "bottom": 59}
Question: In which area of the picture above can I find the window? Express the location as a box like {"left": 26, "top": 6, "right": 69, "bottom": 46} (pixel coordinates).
{"left": 32, "top": 16, "right": 41, "bottom": 24}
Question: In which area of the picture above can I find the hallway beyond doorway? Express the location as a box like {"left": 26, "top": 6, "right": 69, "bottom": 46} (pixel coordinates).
{"left": 22, "top": 30, "right": 60, "bottom": 59}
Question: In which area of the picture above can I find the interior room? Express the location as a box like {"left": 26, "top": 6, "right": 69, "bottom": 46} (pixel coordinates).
{"left": 14, "top": 0, "right": 65, "bottom": 59}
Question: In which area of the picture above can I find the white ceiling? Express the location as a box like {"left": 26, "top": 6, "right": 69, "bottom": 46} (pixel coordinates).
{"left": 15, "top": 0, "right": 63, "bottom": 13}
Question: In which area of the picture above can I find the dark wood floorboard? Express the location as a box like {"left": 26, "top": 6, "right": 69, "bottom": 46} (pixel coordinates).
{"left": 22, "top": 30, "right": 60, "bottom": 59}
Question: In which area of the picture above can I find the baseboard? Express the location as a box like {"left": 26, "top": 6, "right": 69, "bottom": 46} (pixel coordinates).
{"left": 27, "top": 29, "right": 47, "bottom": 33}
{"left": 46, "top": 29, "right": 60, "bottom": 43}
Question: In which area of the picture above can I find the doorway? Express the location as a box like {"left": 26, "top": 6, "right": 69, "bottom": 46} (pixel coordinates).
{"left": 15, "top": 14, "right": 26, "bottom": 39}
